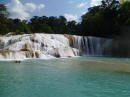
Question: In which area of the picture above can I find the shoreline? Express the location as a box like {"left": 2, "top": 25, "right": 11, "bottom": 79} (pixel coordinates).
{"left": 0, "top": 56, "right": 80, "bottom": 62}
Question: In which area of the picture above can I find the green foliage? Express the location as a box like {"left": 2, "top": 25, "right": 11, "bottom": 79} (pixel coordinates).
{"left": 80, "top": 0, "right": 129, "bottom": 37}
{"left": 0, "top": 4, "right": 6, "bottom": 13}
{"left": 29, "top": 16, "right": 53, "bottom": 33}
{"left": 119, "top": 1, "right": 130, "bottom": 25}
{"left": 125, "top": 18, "right": 130, "bottom": 25}
{"left": 15, "top": 29, "right": 20, "bottom": 35}
{"left": 0, "top": 23, "right": 9, "bottom": 34}
{"left": 66, "top": 21, "right": 77, "bottom": 34}
{"left": 0, "top": 1, "right": 129, "bottom": 38}
{"left": 0, "top": 4, "right": 7, "bottom": 18}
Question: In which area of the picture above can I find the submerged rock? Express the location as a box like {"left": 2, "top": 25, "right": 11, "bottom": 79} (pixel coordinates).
{"left": 15, "top": 60, "right": 21, "bottom": 63}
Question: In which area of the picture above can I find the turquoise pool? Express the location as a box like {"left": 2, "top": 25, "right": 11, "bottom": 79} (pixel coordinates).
{"left": 0, "top": 57, "right": 130, "bottom": 97}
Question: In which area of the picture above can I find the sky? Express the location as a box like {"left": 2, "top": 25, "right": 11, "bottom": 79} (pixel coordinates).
{"left": 0, "top": 0, "right": 102, "bottom": 21}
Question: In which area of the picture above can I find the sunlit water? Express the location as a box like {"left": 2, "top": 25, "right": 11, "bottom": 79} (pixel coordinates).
{"left": 0, "top": 57, "right": 130, "bottom": 97}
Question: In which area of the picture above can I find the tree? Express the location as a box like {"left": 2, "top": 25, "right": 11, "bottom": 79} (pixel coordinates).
{"left": 80, "top": 0, "right": 120, "bottom": 37}
{"left": 0, "top": 4, "right": 9, "bottom": 34}
{"left": 48, "top": 16, "right": 67, "bottom": 34}
{"left": 0, "top": 4, "right": 6, "bottom": 15}
{"left": 0, "top": 1, "right": 129, "bottom": 38}
{"left": 119, "top": 1, "right": 130, "bottom": 25}
{"left": 66, "top": 21, "right": 77, "bottom": 34}
{"left": 57, "top": 16, "right": 67, "bottom": 34}
{"left": 29, "top": 16, "right": 53, "bottom": 33}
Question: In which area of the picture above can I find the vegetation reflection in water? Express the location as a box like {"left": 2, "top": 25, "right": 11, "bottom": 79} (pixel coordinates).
{"left": 0, "top": 57, "right": 130, "bottom": 97}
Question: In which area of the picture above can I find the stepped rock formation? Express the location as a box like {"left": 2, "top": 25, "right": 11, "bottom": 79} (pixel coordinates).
{"left": 0, "top": 34, "right": 79, "bottom": 60}
{"left": 0, "top": 33, "right": 129, "bottom": 60}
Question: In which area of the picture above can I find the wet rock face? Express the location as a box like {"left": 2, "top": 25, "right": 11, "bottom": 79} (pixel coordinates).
{"left": 0, "top": 34, "right": 79, "bottom": 60}
{"left": 0, "top": 33, "right": 129, "bottom": 60}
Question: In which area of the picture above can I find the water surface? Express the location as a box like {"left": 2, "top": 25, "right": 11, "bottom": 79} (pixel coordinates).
{"left": 0, "top": 57, "right": 130, "bottom": 97}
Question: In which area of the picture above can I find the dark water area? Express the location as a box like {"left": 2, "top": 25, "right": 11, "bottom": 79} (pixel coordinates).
{"left": 0, "top": 57, "right": 130, "bottom": 97}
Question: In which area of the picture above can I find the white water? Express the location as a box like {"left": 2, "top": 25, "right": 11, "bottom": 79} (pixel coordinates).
{"left": 0, "top": 33, "right": 114, "bottom": 60}
{"left": 0, "top": 34, "right": 79, "bottom": 60}
{"left": 73, "top": 36, "right": 113, "bottom": 56}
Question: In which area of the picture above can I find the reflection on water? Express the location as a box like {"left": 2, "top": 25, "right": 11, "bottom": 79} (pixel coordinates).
{"left": 0, "top": 57, "right": 130, "bottom": 97}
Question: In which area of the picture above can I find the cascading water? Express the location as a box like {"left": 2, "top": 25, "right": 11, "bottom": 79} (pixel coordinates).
{"left": 0, "top": 34, "right": 79, "bottom": 60}
{"left": 72, "top": 36, "right": 113, "bottom": 56}
{"left": 0, "top": 33, "right": 120, "bottom": 60}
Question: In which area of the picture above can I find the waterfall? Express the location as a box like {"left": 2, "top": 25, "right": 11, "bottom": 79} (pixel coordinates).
{"left": 0, "top": 34, "right": 79, "bottom": 60}
{"left": 0, "top": 33, "right": 126, "bottom": 60}
{"left": 72, "top": 36, "right": 113, "bottom": 56}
